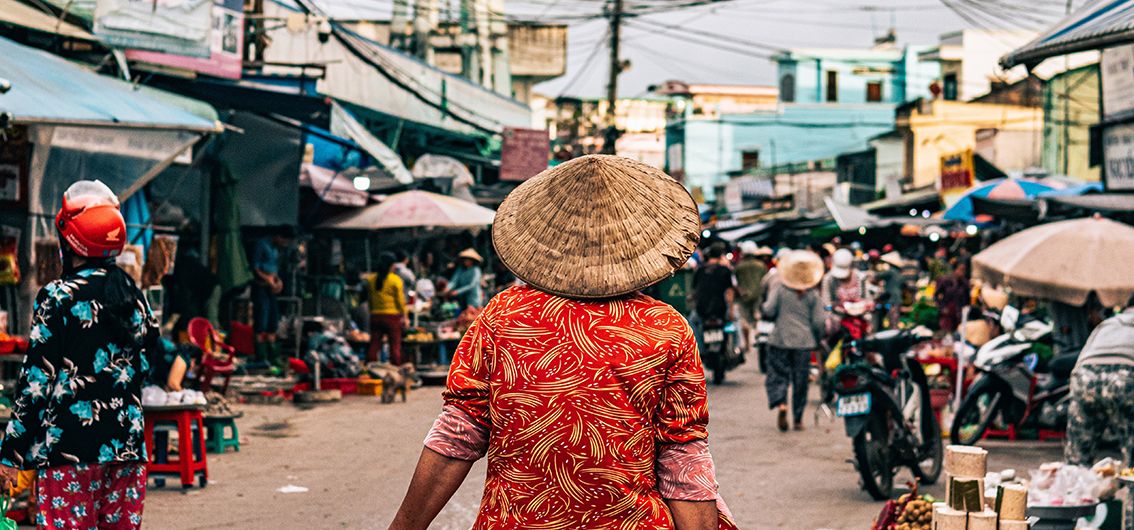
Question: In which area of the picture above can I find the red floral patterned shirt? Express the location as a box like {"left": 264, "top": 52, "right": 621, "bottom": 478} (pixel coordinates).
{"left": 428, "top": 285, "right": 737, "bottom": 529}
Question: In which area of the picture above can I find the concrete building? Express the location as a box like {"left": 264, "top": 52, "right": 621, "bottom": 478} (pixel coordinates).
{"left": 1043, "top": 64, "right": 1100, "bottom": 181}
{"left": 896, "top": 98, "right": 1043, "bottom": 189}
{"left": 665, "top": 36, "right": 936, "bottom": 205}
{"left": 531, "top": 95, "right": 669, "bottom": 167}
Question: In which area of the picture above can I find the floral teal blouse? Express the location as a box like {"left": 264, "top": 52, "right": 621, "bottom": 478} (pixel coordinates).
{"left": 0, "top": 265, "right": 158, "bottom": 470}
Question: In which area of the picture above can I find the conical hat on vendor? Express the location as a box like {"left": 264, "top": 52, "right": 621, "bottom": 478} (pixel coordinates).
{"left": 492, "top": 155, "right": 700, "bottom": 299}
{"left": 458, "top": 248, "right": 483, "bottom": 263}
{"left": 778, "top": 250, "right": 825, "bottom": 291}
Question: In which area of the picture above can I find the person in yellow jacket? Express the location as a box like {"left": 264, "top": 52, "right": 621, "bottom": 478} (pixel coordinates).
{"left": 366, "top": 252, "right": 407, "bottom": 364}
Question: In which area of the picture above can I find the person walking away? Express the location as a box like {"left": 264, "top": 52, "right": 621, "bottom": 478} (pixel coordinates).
{"left": 762, "top": 250, "right": 826, "bottom": 432}
{"left": 934, "top": 260, "right": 970, "bottom": 334}
{"left": 734, "top": 243, "right": 769, "bottom": 353}
{"left": 389, "top": 155, "right": 737, "bottom": 530}
{"left": 251, "top": 228, "right": 293, "bottom": 370}
{"left": 445, "top": 249, "right": 484, "bottom": 310}
{"left": 0, "top": 181, "right": 157, "bottom": 529}
{"left": 366, "top": 252, "right": 407, "bottom": 365}
{"left": 820, "top": 248, "right": 865, "bottom": 334}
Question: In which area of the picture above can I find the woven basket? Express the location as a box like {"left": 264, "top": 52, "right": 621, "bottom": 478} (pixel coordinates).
{"left": 492, "top": 155, "right": 701, "bottom": 299}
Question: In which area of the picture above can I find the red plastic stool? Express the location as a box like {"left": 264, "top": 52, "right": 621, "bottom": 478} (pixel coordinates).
{"left": 144, "top": 407, "right": 208, "bottom": 488}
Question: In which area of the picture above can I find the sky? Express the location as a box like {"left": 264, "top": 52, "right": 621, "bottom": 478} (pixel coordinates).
{"left": 503, "top": 0, "right": 1077, "bottom": 99}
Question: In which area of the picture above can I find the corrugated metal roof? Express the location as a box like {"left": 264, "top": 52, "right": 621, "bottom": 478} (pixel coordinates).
{"left": 308, "top": 0, "right": 390, "bottom": 21}
{"left": 1003, "top": 0, "right": 1134, "bottom": 67}
{"left": 0, "top": 36, "right": 219, "bottom": 131}
{"left": 0, "top": 0, "right": 93, "bottom": 40}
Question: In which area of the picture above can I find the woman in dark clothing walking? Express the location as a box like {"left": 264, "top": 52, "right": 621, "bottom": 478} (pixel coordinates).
{"left": 761, "top": 250, "right": 826, "bottom": 432}
{"left": 0, "top": 181, "right": 158, "bottom": 529}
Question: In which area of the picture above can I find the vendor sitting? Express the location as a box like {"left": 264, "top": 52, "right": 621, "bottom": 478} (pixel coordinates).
{"left": 149, "top": 339, "right": 202, "bottom": 392}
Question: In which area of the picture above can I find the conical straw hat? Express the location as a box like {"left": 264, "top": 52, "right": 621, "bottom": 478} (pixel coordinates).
{"left": 778, "top": 250, "right": 825, "bottom": 291}
{"left": 493, "top": 155, "right": 701, "bottom": 299}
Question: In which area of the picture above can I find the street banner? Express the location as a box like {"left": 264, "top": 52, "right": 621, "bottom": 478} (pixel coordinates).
{"left": 125, "top": 0, "right": 243, "bottom": 79}
{"left": 95, "top": 0, "right": 213, "bottom": 58}
{"left": 1104, "top": 122, "right": 1134, "bottom": 191}
{"left": 500, "top": 127, "right": 549, "bottom": 182}
{"left": 939, "top": 149, "right": 974, "bottom": 207}
{"left": 1102, "top": 45, "right": 1134, "bottom": 119}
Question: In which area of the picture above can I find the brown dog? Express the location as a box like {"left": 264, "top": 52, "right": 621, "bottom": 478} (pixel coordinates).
{"left": 366, "top": 362, "right": 416, "bottom": 403}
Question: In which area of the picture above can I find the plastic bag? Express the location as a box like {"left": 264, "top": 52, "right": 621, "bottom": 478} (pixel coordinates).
{"left": 0, "top": 495, "right": 18, "bottom": 530}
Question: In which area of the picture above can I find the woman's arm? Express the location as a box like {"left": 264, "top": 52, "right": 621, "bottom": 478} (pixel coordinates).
{"left": 388, "top": 448, "right": 475, "bottom": 530}
{"left": 667, "top": 500, "right": 719, "bottom": 530}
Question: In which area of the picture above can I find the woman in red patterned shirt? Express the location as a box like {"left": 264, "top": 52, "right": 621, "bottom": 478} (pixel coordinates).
{"left": 389, "top": 156, "right": 737, "bottom": 530}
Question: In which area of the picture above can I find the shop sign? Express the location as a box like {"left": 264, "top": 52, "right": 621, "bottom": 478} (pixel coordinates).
{"left": 1102, "top": 45, "right": 1134, "bottom": 119}
{"left": 51, "top": 127, "right": 198, "bottom": 160}
{"left": 500, "top": 127, "right": 549, "bottom": 182}
{"left": 125, "top": 0, "right": 244, "bottom": 79}
{"left": 1104, "top": 122, "right": 1134, "bottom": 191}
{"left": 94, "top": 0, "right": 213, "bottom": 57}
{"left": 939, "top": 149, "right": 974, "bottom": 198}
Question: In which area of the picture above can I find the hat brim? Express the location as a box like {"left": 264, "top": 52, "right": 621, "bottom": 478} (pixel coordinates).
{"left": 830, "top": 266, "right": 851, "bottom": 280}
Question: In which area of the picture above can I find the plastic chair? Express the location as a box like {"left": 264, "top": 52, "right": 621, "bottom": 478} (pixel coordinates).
{"left": 187, "top": 318, "right": 236, "bottom": 395}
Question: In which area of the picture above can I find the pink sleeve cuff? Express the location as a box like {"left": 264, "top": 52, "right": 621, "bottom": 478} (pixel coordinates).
{"left": 656, "top": 439, "right": 719, "bottom": 501}
{"left": 423, "top": 404, "right": 490, "bottom": 461}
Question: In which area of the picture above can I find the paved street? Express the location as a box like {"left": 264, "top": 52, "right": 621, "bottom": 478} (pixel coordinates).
{"left": 146, "top": 366, "right": 1063, "bottom": 529}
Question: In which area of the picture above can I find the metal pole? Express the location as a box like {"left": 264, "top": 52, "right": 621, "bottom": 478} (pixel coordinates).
{"left": 601, "top": 0, "right": 623, "bottom": 155}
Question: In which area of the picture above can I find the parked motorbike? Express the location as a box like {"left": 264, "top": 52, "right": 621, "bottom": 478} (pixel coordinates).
{"left": 701, "top": 318, "right": 745, "bottom": 385}
{"left": 950, "top": 306, "right": 1069, "bottom": 445}
{"left": 832, "top": 326, "right": 942, "bottom": 500}
{"left": 819, "top": 300, "right": 875, "bottom": 406}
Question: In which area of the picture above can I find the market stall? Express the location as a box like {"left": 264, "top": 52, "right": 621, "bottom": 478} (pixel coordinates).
{"left": 319, "top": 189, "right": 496, "bottom": 380}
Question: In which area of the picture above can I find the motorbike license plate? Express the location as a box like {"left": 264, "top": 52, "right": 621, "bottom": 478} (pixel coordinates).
{"left": 703, "top": 329, "right": 724, "bottom": 344}
{"left": 836, "top": 393, "right": 872, "bottom": 417}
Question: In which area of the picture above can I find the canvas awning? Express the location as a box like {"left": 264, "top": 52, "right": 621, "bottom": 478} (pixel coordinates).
{"left": 0, "top": 0, "right": 93, "bottom": 40}
{"left": 0, "top": 36, "right": 219, "bottom": 131}
{"left": 1002, "top": 0, "right": 1134, "bottom": 68}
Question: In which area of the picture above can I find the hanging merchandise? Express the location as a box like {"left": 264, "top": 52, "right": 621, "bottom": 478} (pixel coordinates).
{"left": 142, "top": 235, "right": 178, "bottom": 288}
{"left": 0, "top": 227, "right": 21, "bottom": 286}
{"left": 34, "top": 239, "right": 62, "bottom": 286}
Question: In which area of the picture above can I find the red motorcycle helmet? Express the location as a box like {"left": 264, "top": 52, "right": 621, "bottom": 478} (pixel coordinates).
{"left": 55, "top": 180, "right": 126, "bottom": 259}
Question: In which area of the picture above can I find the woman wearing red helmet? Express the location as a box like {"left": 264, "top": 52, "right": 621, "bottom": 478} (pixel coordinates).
{"left": 0, "top": 181, "right": 158, "bottom": 529}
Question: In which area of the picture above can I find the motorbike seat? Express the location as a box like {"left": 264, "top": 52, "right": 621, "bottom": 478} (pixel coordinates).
{"left": 1048, "top": 351, "right": 1079, "bottom": 381}
{"left": 858, "top": 330, "right": 910, "bottom": 356}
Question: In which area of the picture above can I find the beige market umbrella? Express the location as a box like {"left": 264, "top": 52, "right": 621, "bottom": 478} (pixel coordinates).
{"left": 319, "top": 189, "right": 495, "bottom": 230}
{"left": 972, "top": 216, "right": 1134, "bottom": 306}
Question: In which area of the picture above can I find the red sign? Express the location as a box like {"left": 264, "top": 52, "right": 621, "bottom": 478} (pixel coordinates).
{"left": 500, "top": 128, "right": 550, "bottom": 182}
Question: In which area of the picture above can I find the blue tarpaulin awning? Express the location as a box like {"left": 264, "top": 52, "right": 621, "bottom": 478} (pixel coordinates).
{"left": 0, "top": 36, "right": 219, "bottom": 131}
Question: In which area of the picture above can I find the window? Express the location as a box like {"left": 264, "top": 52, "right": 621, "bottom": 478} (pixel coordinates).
{"left": 943, "top": 73, "right": 958, "bottom": 101}
{"left": 780, "top": 74, "right": 795, "bottom": 103}
{"left": 826, "top": 70, "right": 838, "bottom": 102}
{"left": 866, "top": 81, "right": 883, "bottom": 102}
{"left": 741, "top": 150, "right": 760, "bottom": 170}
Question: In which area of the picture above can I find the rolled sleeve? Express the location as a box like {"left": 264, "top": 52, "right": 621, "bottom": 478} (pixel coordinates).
{"left": 423, "top": 404, "right": 490, "bottom": 461}
{"left": 655, "top": 439, "right": 718, "bottom": 501}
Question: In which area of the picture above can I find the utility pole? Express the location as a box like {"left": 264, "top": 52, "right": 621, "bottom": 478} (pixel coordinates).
{"left": 601, "top": 0, "right": 623, "bottom": 155}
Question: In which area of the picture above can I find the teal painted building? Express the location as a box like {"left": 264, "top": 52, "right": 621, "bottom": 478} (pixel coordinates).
{"left": 666, "top": 42, "right": 939, "bottom": 201}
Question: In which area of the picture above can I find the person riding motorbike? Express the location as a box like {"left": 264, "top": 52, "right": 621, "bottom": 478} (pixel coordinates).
{"left": 734, "top": 242, "right": 769, "bottom": 353}
{"left": 692, "top": 243, "right": 736, "bottom": 334}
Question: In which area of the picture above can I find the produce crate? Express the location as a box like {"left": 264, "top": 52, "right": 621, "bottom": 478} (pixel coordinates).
{"left": 319, "top": 378, "right": 359, "bottom": 394}
{"left": 357, "top": 378, "right": 383, "bottom": 396}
